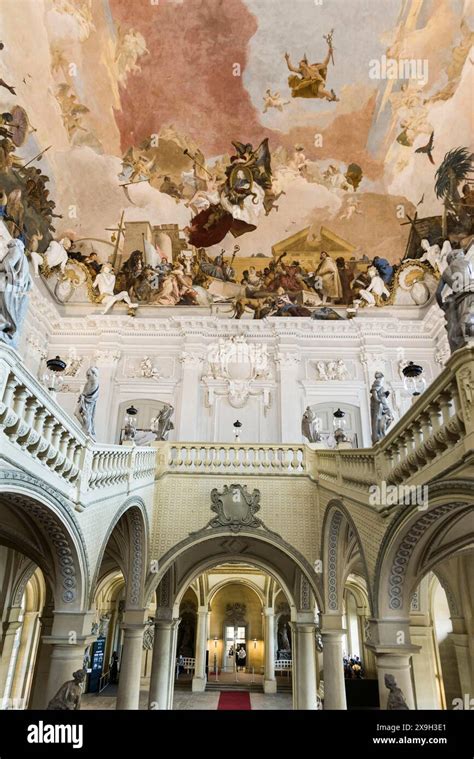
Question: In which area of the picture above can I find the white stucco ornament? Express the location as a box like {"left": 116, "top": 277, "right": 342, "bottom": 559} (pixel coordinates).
{"left": 204, "top": 334, "right": 271, "bottom": 408}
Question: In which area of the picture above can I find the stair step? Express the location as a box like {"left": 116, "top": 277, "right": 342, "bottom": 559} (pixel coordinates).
{"left": 205, "top": 683, "right": 264, "bottom": 693}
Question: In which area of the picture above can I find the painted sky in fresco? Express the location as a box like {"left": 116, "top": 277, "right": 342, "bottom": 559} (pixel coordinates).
{"left": 0, "top": 0, "right": 471, "bottom": 261}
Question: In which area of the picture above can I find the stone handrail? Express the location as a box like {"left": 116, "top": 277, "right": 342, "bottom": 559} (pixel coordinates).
{"left": 155, "top": 347, "right": 473, "bottom": 503}
{"left": 376, "top": 345, "right": 473, "bottom": 486}
{"left": 1, "top": 340, "right": 471, "bottom": 510}
{"left": 0, "top": 345, "right": 156, "bottom": 508}
{"left": 158, "top": 442, "right": 306, "bottom": 474}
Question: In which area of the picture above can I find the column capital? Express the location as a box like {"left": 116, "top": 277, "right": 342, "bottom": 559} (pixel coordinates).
{"left": 366, "top": 644, "right": 421, "bottom": 659}
{"left": 155, "top": 617, "right": 180, "bottom": 631}
{"left": 41, "top": 635, "right": 96, "bottom": 648}
{"left": 263, "top": 606, "right": 275, "bottom": 617}
{"left": 319, "top": 612, "right": 344, "bottom": 631}
{"left": 5, "top": 606, "right": 23, "bottom": 624}
{"left": 122, "top": 608, "right": 148, "bottom": 627}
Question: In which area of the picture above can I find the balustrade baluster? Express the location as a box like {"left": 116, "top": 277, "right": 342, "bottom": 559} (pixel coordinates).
{"left": 428, "top": 402, "right": 442, "bottom": 433}
{"left": 22, "top": 396, "right": 39, "bottom": 431}
{"left": 419, "top": 412, "right": 432, "bottom": 444}
{"left": 206, "top": 447, "right": 214, "bottom": 470}
{"left": 12, "top": 385, "right": 29, "bottom": 418}
{"left": 439, "top": 390, "right": 453, "bottom": 426}
{"left": 2, "top": 374, "right": 17, "bottom": 410}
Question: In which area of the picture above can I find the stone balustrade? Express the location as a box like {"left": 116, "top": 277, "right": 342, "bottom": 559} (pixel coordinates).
{"left": 377, "top": 346, "right": 473, "bottom": 487}
{"left": 1, "top": 341, "right": 472, "bottom": 511}
{"left": 0, "top": 345, "right": 156, "bottom": 508}
{"left": 163, "top": 443, "right": 306, "bottom": 474}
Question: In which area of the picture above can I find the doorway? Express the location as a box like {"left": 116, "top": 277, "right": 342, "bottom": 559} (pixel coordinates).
{"left": 223, "top": 624, "right": 247, "bottom": 672}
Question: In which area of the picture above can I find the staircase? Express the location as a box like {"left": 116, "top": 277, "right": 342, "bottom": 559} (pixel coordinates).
{"left": 206, "top": 680, "right": 264, "bottom": 693}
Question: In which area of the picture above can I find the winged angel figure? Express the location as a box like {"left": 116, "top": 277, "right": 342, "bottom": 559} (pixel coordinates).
{"left": 115, "top": 26, "right": 149, "bottom": 84}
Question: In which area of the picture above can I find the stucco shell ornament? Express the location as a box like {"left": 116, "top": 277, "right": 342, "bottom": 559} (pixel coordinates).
{"left": 397, "top": 263, "right": 431, "bottom": 305}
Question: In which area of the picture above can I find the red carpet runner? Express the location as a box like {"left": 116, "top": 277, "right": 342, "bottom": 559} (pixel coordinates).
{"left": 217, "top": 691, "right": 251, "bottom": 710}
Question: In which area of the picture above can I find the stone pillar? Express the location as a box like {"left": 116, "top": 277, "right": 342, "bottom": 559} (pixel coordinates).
{"left": 90, "top": 349, "right": 121, "bottom": 444}
{"left": 357, "top": 609, "right": 376, "bottom": 677}
{"left": 192, "top": 606, "right": 208, "bottom": 692}
{"left": 44, "top": 640, "right": 90, "bottom": 706}
{"left": 276, "top": 352, "right": 301, "bottom": 443}
{"left": 263, "top": 607, "right": 276, "bottom": 694}
{"left": 449, "top": 632, "right": 472, "bottom": 700}
{"left": 36, "top": 610, "right": 95, "bottom": 708}
{"left": 0, "top": 607, "right": 22, "bottom": 704}
{"left": 410, "top": 613, "right": 442, "bottom": 709}
{"left": 28, "top": 606, "right": 54, "bottom": 709}
{"left": 177, "top": 353, "right": 203, "bottom": 441}
{"left": 292, "top": 618, "right": 318, "bottom": 710}
{"left": 10, "top": 611, "right": 40, "bottom": 706}
{"left": 116, "top": 610, "right": 147, "bottom": 710}
{"left": 320, "top": 615, "right": 347, "bottom": 710}
{"left": 148, "top": 617, "right": 180, "bottom": 710}
{"left": 373, "top": 650, "right": 417, "bottom": 710}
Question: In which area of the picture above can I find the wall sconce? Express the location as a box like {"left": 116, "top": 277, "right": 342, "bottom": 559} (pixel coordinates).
{"left": 253, "top": 638, "right": 257, "bottom": 649}
{"left": 233, "top": 419, "right": 242, "bottom": 443}
{"left": 42, "top": 355, "right": 66, "bottom": 395}
{"left": 402, "top": 361, "right": 426, "bottom": 397}
{"left": 214, "top": 636, "right": 218, "bottom": 649}
{"left": 123, "top": 405, "right": 138, "bottom": 441}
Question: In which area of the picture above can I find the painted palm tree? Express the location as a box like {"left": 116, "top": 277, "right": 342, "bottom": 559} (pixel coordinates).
{"left": 435, "top": 147, "right": 474, "bottom": 236}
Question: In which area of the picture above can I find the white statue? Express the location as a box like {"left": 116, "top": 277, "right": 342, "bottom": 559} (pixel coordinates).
{"left": 335, "top": 359, "right": 350, "bottom": 380}
{"left": 43, "top": 237, "right": 72, "bottom": 273}
{"left": 437, "top": 240, "right": 452, "bottom": 275}
{"left": 0, "top": 239, "right": 32, "bottom": 348}
{"left": 75, "top": 366, "right": 99, "bottom": 438}
{"left": 139, "top": 356, "right": 159, "bottom": 378}
{"left": 315, "top": 361, "right": 328, "bottom": 380}
{"left": 93, "top": 263, "right": 138, "bottom": 314}
{"left": 370, "top": 372, "right": 393, "bottom": 444}
{"left": 152, "top": 403, "right": 174, "bottom": 441}
{"left": 326, "top": 360, "right": 337, "bottom": 380}
{"left": 435, "top": 249, "right": 474, "bottom": 353}
{"left": 414, "top": 238, "right": 452, "bottom": 276}
{"left": 301, "top": 406, "right": 322, "bottom": 443}
{"left": 27, "top": 232, "right": 44, "bottom": 277}
{"left": 359, "top": 266, "right": 390, "bottom": 306}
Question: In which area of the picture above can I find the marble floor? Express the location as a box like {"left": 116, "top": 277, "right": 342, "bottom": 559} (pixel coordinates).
{"left": 82, "top": 687, "right": 292, "bottom": 710}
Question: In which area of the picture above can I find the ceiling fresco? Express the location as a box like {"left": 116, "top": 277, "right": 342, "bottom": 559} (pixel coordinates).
{"left": 0, "top": 0, "right": 472, "bottom": 318}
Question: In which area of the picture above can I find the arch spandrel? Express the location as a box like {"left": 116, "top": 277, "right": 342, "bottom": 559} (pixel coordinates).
{"left": 373, "top": 480, "right": 474, "bottom": 619}
{"left": 146, "top": 528, "right": 322, "bottom": 615}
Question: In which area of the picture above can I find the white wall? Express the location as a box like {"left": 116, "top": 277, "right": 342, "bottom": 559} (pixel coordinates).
{"left": 17, "top": 279, "right": 448, "bottom": 446}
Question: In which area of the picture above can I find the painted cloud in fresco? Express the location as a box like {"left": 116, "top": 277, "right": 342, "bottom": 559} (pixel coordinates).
{"left": 0, "top": 0, "right": 472, "bottom": 317}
